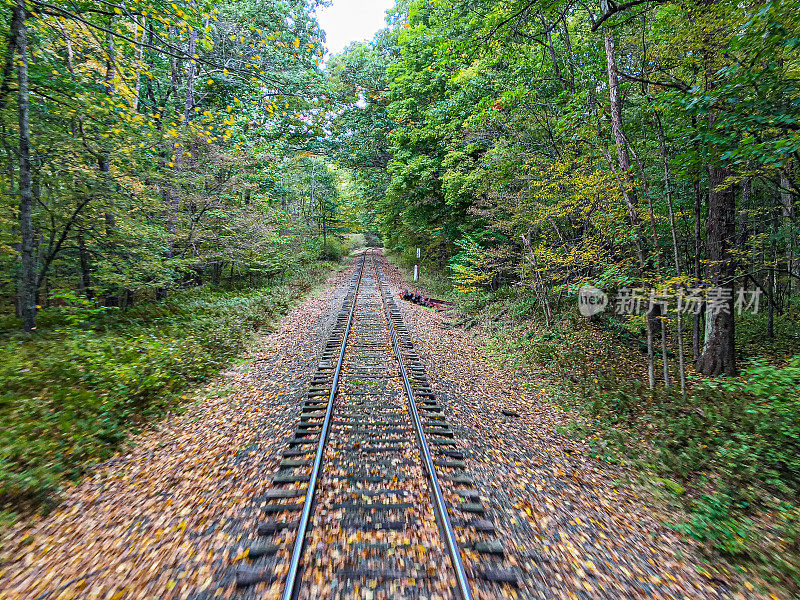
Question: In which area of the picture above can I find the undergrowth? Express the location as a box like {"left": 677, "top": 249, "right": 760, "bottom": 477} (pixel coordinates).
{"left": 393, "top": 261, "right": 800, "bottom": 597}
{"left": 496, "top": 295, "right": 800, "bottom": 596}
{"left": 0, "top": 258, "right": 336, "bottom": 519}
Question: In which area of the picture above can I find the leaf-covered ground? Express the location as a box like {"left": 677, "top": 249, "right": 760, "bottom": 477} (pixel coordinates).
{"left": 0, "top": 253, "right": 778, "bottom": 600}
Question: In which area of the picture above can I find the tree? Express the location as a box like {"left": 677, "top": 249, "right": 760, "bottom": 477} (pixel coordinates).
{"left": 12, "top": 0, "right": 35, "bottom": 331}
{"left": 342, "top": 0, "right": 800, "bottom": 384}
{"left": 1, "top": 0, "right": 331, "bottom": 327}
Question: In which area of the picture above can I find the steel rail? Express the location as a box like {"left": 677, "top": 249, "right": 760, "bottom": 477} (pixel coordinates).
{"left": 280, "top": 250, "right": 368, "bottom": 600}
{"left": 375, "top": 262, "right": 475, "bottom": 600}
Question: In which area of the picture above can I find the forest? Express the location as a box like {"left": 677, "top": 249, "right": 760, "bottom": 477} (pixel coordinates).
{"left": 2, "top": 0, "right": 800, "bottom": 595}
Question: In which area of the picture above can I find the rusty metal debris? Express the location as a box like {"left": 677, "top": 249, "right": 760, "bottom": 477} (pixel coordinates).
{"left": 401, "top": 290, "right": 455, "bottom": 310}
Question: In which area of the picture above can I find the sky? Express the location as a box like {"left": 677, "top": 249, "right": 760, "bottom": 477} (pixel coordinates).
{"left": 316, "top": 0, "right": 395, "bottom": 56}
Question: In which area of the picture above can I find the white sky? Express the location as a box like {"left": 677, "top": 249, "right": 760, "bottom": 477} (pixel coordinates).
{"left": 317, "top": 0, "right": 395, "bottom": 56}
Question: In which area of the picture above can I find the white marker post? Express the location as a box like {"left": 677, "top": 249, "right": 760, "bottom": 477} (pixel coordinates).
{"left": 414, "top": 248, "right": 420, "bottom": 281}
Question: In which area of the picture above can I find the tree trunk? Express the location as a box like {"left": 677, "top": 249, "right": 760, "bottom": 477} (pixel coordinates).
{"left": 78, "top": 234, "right": 92, "bottom": 299}
{"left": 696, "top": 165, "right": 737, "bottom": 376}
{"left": 561, "top": 13, "right": 576, "bottom": 93}
{"left": 542, "top": 14, "right": 564, "bottom": 90}
{"left": 604, "top": 34, "right": 632, "bottom": 186}
{"left": 14, "top": 0, "right": 36, "bottom": 332}
{"left": 646, "top": 309, "right": 655, "bottom": 387}
{"left": 604, "top": 29, "right": 656, "bottom": 387}
{"left": 693, "top": 169, "right": 703, "bottom": 360}
{"left": 322, "top": 212, "right": 327, "bottom": 252}
{"left": 652, "top": 105, "right": 685, "bottom": 392}
{"left": 132, "top": 16, "right": 145, "bottom": 112}
{"left": 780, "top": 166, "right": 796, "bottom": 301}
{"left": 767, "top": 264, "right": 775, "bottom": 339}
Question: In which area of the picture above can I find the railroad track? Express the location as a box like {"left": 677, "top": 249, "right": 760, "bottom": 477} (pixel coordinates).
{"left": 234, "top": 250, "right": 517, "bottom": 599}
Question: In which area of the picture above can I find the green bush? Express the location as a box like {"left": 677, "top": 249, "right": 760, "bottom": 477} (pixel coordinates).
{"left": 319, "top": 237, "right": 350, "bottom": 261}
{"left": 301, "top": 236, "right": 354, "bottom": 262}
{"left": 675, "top": 492, "right": 753, "bottom": 556}
{"left": 0, "top": 266, "right": 329, "bottom": 513}
{"left": 364, "top": 231, "right": 382, "bottom": 247}
{"left": 579, "top": 355, "right": 800, "bottom": 498}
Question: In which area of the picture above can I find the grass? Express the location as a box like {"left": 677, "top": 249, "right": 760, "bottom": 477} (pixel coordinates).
{"left": 0, "top": 257, "right": 339, "bottom": 522}
{"left": 394, "top": 261, "right": 800, "bottom": 598}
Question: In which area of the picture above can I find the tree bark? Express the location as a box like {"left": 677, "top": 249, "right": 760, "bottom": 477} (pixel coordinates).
{"left": 652, "top": 104, "right": 685, "bottom": 391}
{"left": 696, "top": 165, "right": 737, "bottom": 376}
{"left": 692, "top": 141, "right": 703, "bottom": 360}
{"left": 132, "top": 16, "right": 145, "bottom": 112}
{"left": 13, "top": 0, "right": 36, "bottom": 332}
{"left": 561, "top": 13, "right": 576, "bottom": 93}
{"left": 603, "top": 29, "right": 655, "bottom": 387}
{"left": 780, "top": 165, "right": 796, "bottom": 300}
{"left": 604, "top": 34, "right": 632, "bottom": 178}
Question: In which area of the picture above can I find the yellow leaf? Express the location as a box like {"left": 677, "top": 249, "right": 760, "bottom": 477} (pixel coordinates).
{"left": 232, "top": 548, "right": 249, "bottom": 562}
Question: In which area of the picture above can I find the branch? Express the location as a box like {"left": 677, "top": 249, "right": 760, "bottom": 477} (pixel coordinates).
{"left": 37, "top": 195, "right": 94, "bottom": 288}
{"left": 31, "top": 1, "right": 290, "bottom": 91}
{"left": 619, "top": 71, "right": 690, "bottom": 92}
{"left": 478, "top": 0, "right": 538, "bottom": 45}
{"left": 591, "top": 0, "right": 662, "bottom": 32}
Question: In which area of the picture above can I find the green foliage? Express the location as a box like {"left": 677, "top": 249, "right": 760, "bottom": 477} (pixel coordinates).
{"left": 440, "top": 275, "right": 800, "bottom": 589}
{"left": 338, "top": 0, "right": 800, "bottom": 594}
{"left": 697, "top": 357, "right": 800, "bottom": 493}
{"left": 523, "top": 311, "right": 800, "bottom": 588}
{"left": 326, "top": 33, "right": 397, "bottom": 222}
{"left": 385, "top": 250, "right": 454, "bottom": 300}
{"left": 675, "top": 492, "right": 753, "bottom": 556}
{"left": 364, "top": 231, "right": 383, "bottom": 247}
{"left": 1, "top": 0, "right": 337, "bottom": 327}
{"left": 44, "top": 291, "right": 119, "bottom": 329}
{"left": 317, "top": 237, "right": 354, "bottom": 261}
{"left": 573, "top": 353, "right": 800, "bottom": 499}
{"left": 0, "top": 261, "right": 330, "bottom": 512}
{"left": 449, "top": 235, "right": 493, "bottom": 293}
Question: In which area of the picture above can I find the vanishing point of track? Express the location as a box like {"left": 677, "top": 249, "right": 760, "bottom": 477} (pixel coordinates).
{"left": 233, "top": 250, "right": 518, "bottom": 600}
